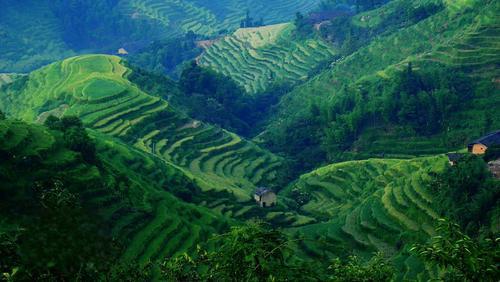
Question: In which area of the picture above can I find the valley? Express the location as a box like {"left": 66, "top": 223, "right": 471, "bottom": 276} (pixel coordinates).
{"left": 0, "top": 0, "right": 498, "bottom": 281}
{"left": 0, "top": 55, "right": 290, "bottom": 216}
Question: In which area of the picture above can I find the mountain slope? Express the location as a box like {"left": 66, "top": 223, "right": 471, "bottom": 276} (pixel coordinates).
{"left": 0, "top": 54, "right": 288, "bottom": 219}
{"left": 0, "top": 0, "right": 75, "bottom": 72}
{"left": 0, "top": 0, "right": 321, "bottom": 73}
{"left": 0, "top": 118, "right": 230, "bottom": 270}
{"left": 283, "top": 156, "right": 447, "bottom": 280}
{"left": 118, "top": 0, "right": 321, "bottom": 37}
{"left": 199, "top": 23, "right": 337, "bottom": 94}
{"left": 260, "top": 0, "right": 500, "bottom": 164}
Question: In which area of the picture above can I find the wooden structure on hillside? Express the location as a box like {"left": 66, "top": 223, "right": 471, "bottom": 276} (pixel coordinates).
{"left": 254, "top": 187, "right": 276, "bottom": 208}
{"left": 468, "top": 131, "right": 500, "bottom": 155}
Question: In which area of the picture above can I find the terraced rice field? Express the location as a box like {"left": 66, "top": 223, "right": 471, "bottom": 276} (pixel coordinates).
{"left": 119, "top": 0, "right": 321, "bottom": 38}
{"left": 93, "top": 133, "right": 234, "bottom": 265}
{"left": 0, "top": 54, "right": 284, "bottom": 206}
{"left": 128, "top": 113, "right": 284, "bottom": 200}
{"left": 80, "top": 175, "right": 227, "bottom": 266}
{"left": 353, "top": 130, "right": 455, "bottom": 158}
{"left": 285, "top": 156, "right": 447, "bottom": 280}
{"left": 199, "top": 23, "right": 337, "bottom": 93}
{"left": 0, "top": 118, "right": 230, "bottom": 266}
{"left": 264, "top": 0, "right": 499, "bottom": 157}
{"left": 420, "top": 6, "right": 500, "bottom": 78}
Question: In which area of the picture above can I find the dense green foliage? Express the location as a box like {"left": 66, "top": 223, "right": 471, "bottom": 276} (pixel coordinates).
{"left": 0, "top": 118, "right": 116, "bottom": 279}
{"left": 294, "top": 12, "right": 313, "bottom": 38}
{"left": 179, "top": 62, "right": 252, "bottom": 134}
{"left": 0, "top": 0, "right": 321, "bottom": 72}
{"left": 328, "top": 253, "right": 394, "bottom": 282}
{"left": 0, "top": 117, "right": 233, "bottom": 280}
{"left": 1, "top": 0, "right": 499, "bottom": 280}
{"left": 431, "top": 155, "right": 500, "bottom": 233}
{"left": 323, "top": 64, "right": 473, "bottom": 153}
{"left": 162, "top": 222, "right": 395, "bottom": 281}
{"left": 162, "top": 222, "right": 294, "bottom": 281}
{"left": 412, "top": 219, "right": 499, "bottom": 281}
{"left": 262, "top": 0, "right": 500, "bottom": 170}
{"left": 128, "top": 32, "right": 203, "bottom": 78}
{"left": 44, "top": 115, "right": 97, "bottom": 163}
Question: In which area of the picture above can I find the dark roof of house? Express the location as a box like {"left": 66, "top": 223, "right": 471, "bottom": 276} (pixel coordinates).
{"left": 469, "top": 130, "right": 500, "bottom": 147}
{"left": 447, "top": 153, "right": 464, "bottom": 162}
{"left": 254, "top": 187, "right": 274, "bottom": 196}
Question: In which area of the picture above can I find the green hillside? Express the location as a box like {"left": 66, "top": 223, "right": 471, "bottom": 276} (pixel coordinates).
{"left": 0, "top": 0, "right": 75, "bottom": 72}
{"left": 0, "top": 117, "right": 231, "bottom": 277}
{"left": 199, "top": 23, "right": 336, "bottom": 93}
{"left": 261, "top": 0, "right": 500, "bottom": 165}
{"left": 0, "top": 0, "right": 321, "bottom": 73}
{"left": 0, "top": 54, "right": 289, "bottom": 218}
{"left": 1, "top": 0, "right": 499, "bottom": 280}
{"left": 118, "top": 0, "right": 321, "bottom": 37}
{"left": 283, "top": 156, "right": 448, "bottom": 280}
{"left": 92, "top": 131, "right": 231, "bottom": 266}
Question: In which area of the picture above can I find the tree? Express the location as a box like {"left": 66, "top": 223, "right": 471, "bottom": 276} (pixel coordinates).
{"left": 44, "top": 115, "right": 61, "bottom": 130}
{"left": 44, "top": 116, "right": 97, "bottom": 163}
{"left": 484, "top": 145, "right": 500, "bottom": 162}
{"left": 161, "top": 222, "right": 397, "bottom": 281}
{"left": 411, "top": 219, "right": 499, "bottom": 281}
{"left": 328, "top": 253, "right": 394, "bottom": 282}
{"left": 161, "top": 221, "right": 320, "bottom": 281}
{"left": 0, "top": 231, "right": 21, "bottom": 280}
{"left": 0, "top": 110, "right": 5, "bottom": 120}
{"left": 294, "top": 12, "right": 313, "bottom": 38}
{"left": 430, "top": 154, "right": 497, "bottom": 232}
{"left": 178, "top": 62, "right": 251, "bottom": 134}
{"left": 63, "top": 126, "right": 97, "bottom": 163}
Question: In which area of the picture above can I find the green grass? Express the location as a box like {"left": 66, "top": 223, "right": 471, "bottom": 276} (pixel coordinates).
{"left": 0, "top": 118, "right": 232, "bottom": 267}
{"left": 283, "top": 156, "right": 447, "bottom": 280}
{"left": 118, "top": 0, "right": 321, "bottom": 38}
{"left": 199, "top": 23, "right": 337, "bottom": 93}
{"left": 263, "top": 0, "right": 500, "bottom": 158}
{"left": 0, "top": 54, "right": 285, "bottom": 218}
{"left": 0, "top": 0, "right": 321, "bottom": 73}
{"left": 91, "top": 131, "right": 234, "bottom": 264}
{"left": 82, "top": 78, "right": 127, "bottom": 100}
